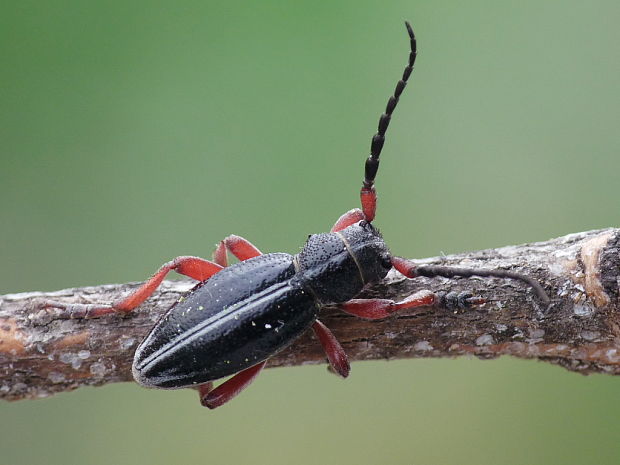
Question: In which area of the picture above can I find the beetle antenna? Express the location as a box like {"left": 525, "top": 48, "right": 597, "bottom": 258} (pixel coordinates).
{"left": 414, "top": 264, "right": 551, "bottom": 306}
{"left": 361, "top": 21, "right": 416, "bottom": 222}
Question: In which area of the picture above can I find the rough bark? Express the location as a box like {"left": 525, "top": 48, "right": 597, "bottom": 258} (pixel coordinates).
{"left": 1, "top": 228, "right": 619, "bottom": 402}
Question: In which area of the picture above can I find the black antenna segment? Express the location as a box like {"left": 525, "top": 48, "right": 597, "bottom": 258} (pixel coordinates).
{"left": 363, "top": 21, "right": 417, "bottom": 190}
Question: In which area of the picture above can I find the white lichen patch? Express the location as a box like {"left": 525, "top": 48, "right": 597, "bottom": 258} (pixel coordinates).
{"left": 580, "top": 330, "right": 601, "bottom": 341}
{"left": 13, "top": 382, "right": 27, "bottom": 392}
{"left": 476, "top": 334, "right": 495, "bottom": 346}
{"left": 48, "top": 372, "right": 66, "bottom": 384}
{"left": 573, "top": 302, "right": 595, "bottom": 317}
{"left": 605, "top": 348, "right": 620, "bottom": 363}
{"left": 58, "top": 320, "right": 76, "bottom": 333}
{"left": 413, "top": 341, "right": 433, "bottom": 352}
{"left": 89, "top": 362, "right": 108, "bottom": 377}
{"left": 554, "top": 247, "right": 579, "bottom": 259}
{"left": 119, "top": 337, "right": 136, "bottom": 350}
{"left": 527, "top": 328, "right": 545, "bottom": 343}
{"left": 548, "top": 262, "right": 569, "bottom": 277}
{"left": 59, "top": 352, "right": 83, "bottom": 370}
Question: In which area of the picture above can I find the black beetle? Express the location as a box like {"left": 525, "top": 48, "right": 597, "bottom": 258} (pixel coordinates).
{"left": 43, "top": 22, "right": 549, "bottom": 409}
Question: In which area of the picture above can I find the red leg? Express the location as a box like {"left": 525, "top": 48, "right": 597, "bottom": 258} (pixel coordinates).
{"left": 41, "top": 256, "right": 223, "bottom": 318}
{"left": 331, "top": 208, "right": 367, "bottom": 232}
{"left": 197, "top": 381, "right": 214, "bottom": 402}
{"left": 338, "top": 290, "right": 437, "bottom": 320}
{"left": 213, "top": 234, "right": 262, "bottom": 266}
{"left": 340, "top": 289, "right": 484, "bottom": 318}
{"left": 312, "top": 320, "right": 350, "bottom": 378}
{"left": 212, "top": 241, "right": 228, "bottom": 267}
{"left": 199, "top": 361, "right": 267, "bottom": 409}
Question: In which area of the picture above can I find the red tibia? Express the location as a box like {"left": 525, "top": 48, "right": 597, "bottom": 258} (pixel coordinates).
{"left": 391, "top": 256, "right": 418, "bottom": 278}
{"left": 201, "top": 361, "right": 267, "bottom": 409}
{"left": 222, "top": 235, "right": 262, "bottom": 261}
{"left": 114, "top": 256, "right": 223, "bottom": 311}
{"left": 39, "top": 256, "right": 223, "bottom": 318}
{"left": 312, "top": 320, "right": 350, "bottom": 378}
{"left": 170, "top": 256, "right": 223, "bottom": 281}
{"left": 197, "top": 382, "right": 214, "bottom": 400}
{"left": 360, "top": 186, "right": 377, "bottom": 222}
{"left": 330, "top": 208, "right": 366, "bottom": 233}
{"left": 339, "top": 290, "right": 436, "bottom": 320}
{"left": 213, "top": 241, "right": 228, "bottom": 267}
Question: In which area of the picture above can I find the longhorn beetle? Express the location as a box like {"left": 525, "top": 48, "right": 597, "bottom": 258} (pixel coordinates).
{"left": 43, "top": 22, "right": 549, "bottom": 409}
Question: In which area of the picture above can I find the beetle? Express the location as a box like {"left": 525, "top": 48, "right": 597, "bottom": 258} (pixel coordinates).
{"left": 43, "top": 22, "right": 549, "bottom": 409}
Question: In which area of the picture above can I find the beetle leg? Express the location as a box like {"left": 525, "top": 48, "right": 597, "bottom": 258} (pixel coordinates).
{"left": 339, "top": 290, "right": 485, "bottom": 319}
{"left": 196, "top": 381, "right": 214, "bottom": 401}
{"left": 312, "top": 320, "right": 350, "bottom": 378}
{"left": 39, "top": 256, "right": 223, "bottom": 318}
{"left": 213, "top": 234, "right": 262, "bottom": 267}
{"left": 212, "top": 242, "right": 228, "bottom": 267}
{"left": 199, "top": 360, "right": 267, "bottom": 409}
{"left": 331, "top": 208, "right": 367, "bottom": 232}
{"left": 338, "top": 290, "right": 437, "bottom": 319}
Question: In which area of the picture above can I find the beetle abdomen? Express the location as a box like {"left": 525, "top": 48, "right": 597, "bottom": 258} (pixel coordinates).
{"left": 132, "top": 253, "right": 318, "bottom": 388}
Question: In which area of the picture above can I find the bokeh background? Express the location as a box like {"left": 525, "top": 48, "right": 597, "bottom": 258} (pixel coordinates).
{"left": 2, "top": 1, "right": 619, "bottom": 464}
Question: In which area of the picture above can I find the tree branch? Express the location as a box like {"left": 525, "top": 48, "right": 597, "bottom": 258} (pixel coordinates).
{"left": 1, "top": 228, "right": 619, "bottom": 402}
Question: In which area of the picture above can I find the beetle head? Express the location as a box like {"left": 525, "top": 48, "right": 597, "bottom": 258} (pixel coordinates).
{"left": 339, "top": 220, "right": 392, "bottom": 285}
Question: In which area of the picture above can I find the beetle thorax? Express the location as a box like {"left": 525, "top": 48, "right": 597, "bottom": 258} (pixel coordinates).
{"left": 294, "top": 221, "right": 392, "bottom": 304}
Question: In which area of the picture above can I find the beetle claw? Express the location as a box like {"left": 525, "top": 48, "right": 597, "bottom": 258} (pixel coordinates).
{"left": 435, "top": 291, "right": 486, "bottom": 311}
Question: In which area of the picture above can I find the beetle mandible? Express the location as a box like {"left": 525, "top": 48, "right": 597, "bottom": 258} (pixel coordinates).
{"left": 43, "top": 22, "right": 549, "bottom": 409}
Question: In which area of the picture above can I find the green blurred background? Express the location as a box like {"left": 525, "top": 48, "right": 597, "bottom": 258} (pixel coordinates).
{"left": 1, "top": 1, "right": 619, "bottom": 464}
